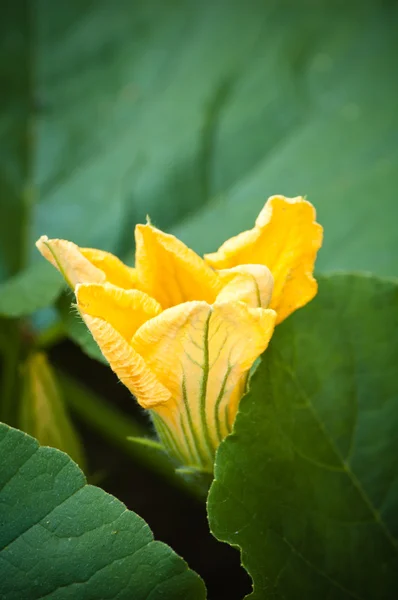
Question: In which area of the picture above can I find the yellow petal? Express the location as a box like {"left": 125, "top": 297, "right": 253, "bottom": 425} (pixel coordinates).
{"left": 81, "top": 315, "right": 170, "bottom": 408}
{"left": 132, "top": 300, "right": 276, "bottom": 469}
{"left": 132, "top": 301, "right": 211, "bottom": 467}
{"left": 80, "top": 248, "right": 138, "bottom": 289}
{"left": 135, "top": 223, "right": 222, "bottom": 308}
{"left": 216, "top": 264, "right": 274, "bottom": 308}
{"left": 76, "top": 282, "right": 162, "bottom": 345}
{"left": 75, "top": 284, "right": 169, "bottom": 408}
{"left": 36, "top": 236, "right": 105, "bottom": 288}
{"left": 211, "top": 302, "right": 276, "bottom": 430}
{"left": 205, "top": 195, "right": 323, "bottom": 323}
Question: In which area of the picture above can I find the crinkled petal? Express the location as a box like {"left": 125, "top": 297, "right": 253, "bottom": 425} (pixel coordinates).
{"left": 131, "top": 300, "right": 276, "bottom": 469}
{"left": 205, "top": 195, "right": 323, "bottom": 323}
{"left": 76, "top": 282, "right": 162, "bottom": 341}
{"left": 80, "top": 314, "right": 170, "bottom": 408}
{"left": 36, "top": 236, "right": 105, "bottom": 288}
{"left": 135, "top": 223, "right": 222, "bottom": 308}
{"left": 75, "top": 285, "right": 168, "bottom": 408}
{"left": 80, "top": 248, "right": 138, "bottom": 289}
{"left": 216, "top": 264, "right": 274, "bottom": 308}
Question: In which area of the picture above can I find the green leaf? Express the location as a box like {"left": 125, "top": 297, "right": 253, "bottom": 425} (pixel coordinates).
{"left": 3, "top": 2, "right": 396, "bottom": 318}
{"left": 19, "top": 352, "right": 86, "bottom": 470}
{"left": 0, "top": 262, "right": 63, "bottom": 318}
{"left": 0, "top": 422, "right": 206, "bottom": 600}
{"left": 31, "top": 0, "right": 244, "bottom": 254}
{"left": 208, "top": 274, "right": 398, "bottom": 599}
{"left": 171, "top": 4, "right": 398, "bottom": 278}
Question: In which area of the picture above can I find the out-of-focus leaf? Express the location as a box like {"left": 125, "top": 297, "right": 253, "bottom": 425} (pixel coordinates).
{"left": 2, "top": 2, "right": 397, "bottom": 315}
{"left": 19, "top": 352, "right": 85, "bottom": 470}
{"left": 208, "top": 274, "right": 398, "bottom": 599}
{"left": 0, "top": 262, "right": 63, "bottom": 318}
{"left": 170, "top": 4, "right": 398, "bottom": 277}
{"left": 40, "top": 0, "right": 398, "bottom": 278}
{"left": 0, "top": 423, "right": 206, "bottom": 600}
{"left": 32, "top": 0, "right": 237, "bottom": 255}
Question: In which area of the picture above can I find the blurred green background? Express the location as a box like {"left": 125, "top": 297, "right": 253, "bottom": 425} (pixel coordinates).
{"left": 1, "top": 1, "right": 397, "bottom": 598}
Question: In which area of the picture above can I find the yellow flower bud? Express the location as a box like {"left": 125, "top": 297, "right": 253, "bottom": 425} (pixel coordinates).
{"left": 36, "top": 195, "right": 322, "bottom": 471}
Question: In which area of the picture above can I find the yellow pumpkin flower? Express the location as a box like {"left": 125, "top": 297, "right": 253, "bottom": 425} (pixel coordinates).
{"left": 36, "top": 195, "right": 322, "bottom": 471}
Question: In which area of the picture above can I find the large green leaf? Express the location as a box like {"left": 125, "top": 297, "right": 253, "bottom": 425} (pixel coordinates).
{"left": 32, "top": 0, "right": 239, "bottom": 254}
{"left": 5, "top": 1, "right": 396, "bottom": 268}
{"left": 208, "top": 274, "right": 398, "bottom": 599}
{"left": 2, "top": 2, "right": 397, "bottom": 320}
{"left": 171, "top": 4, "right": 398, "bottom": 277}
{"left": 0, "top": 423, "right": 206, "bottom": 599}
